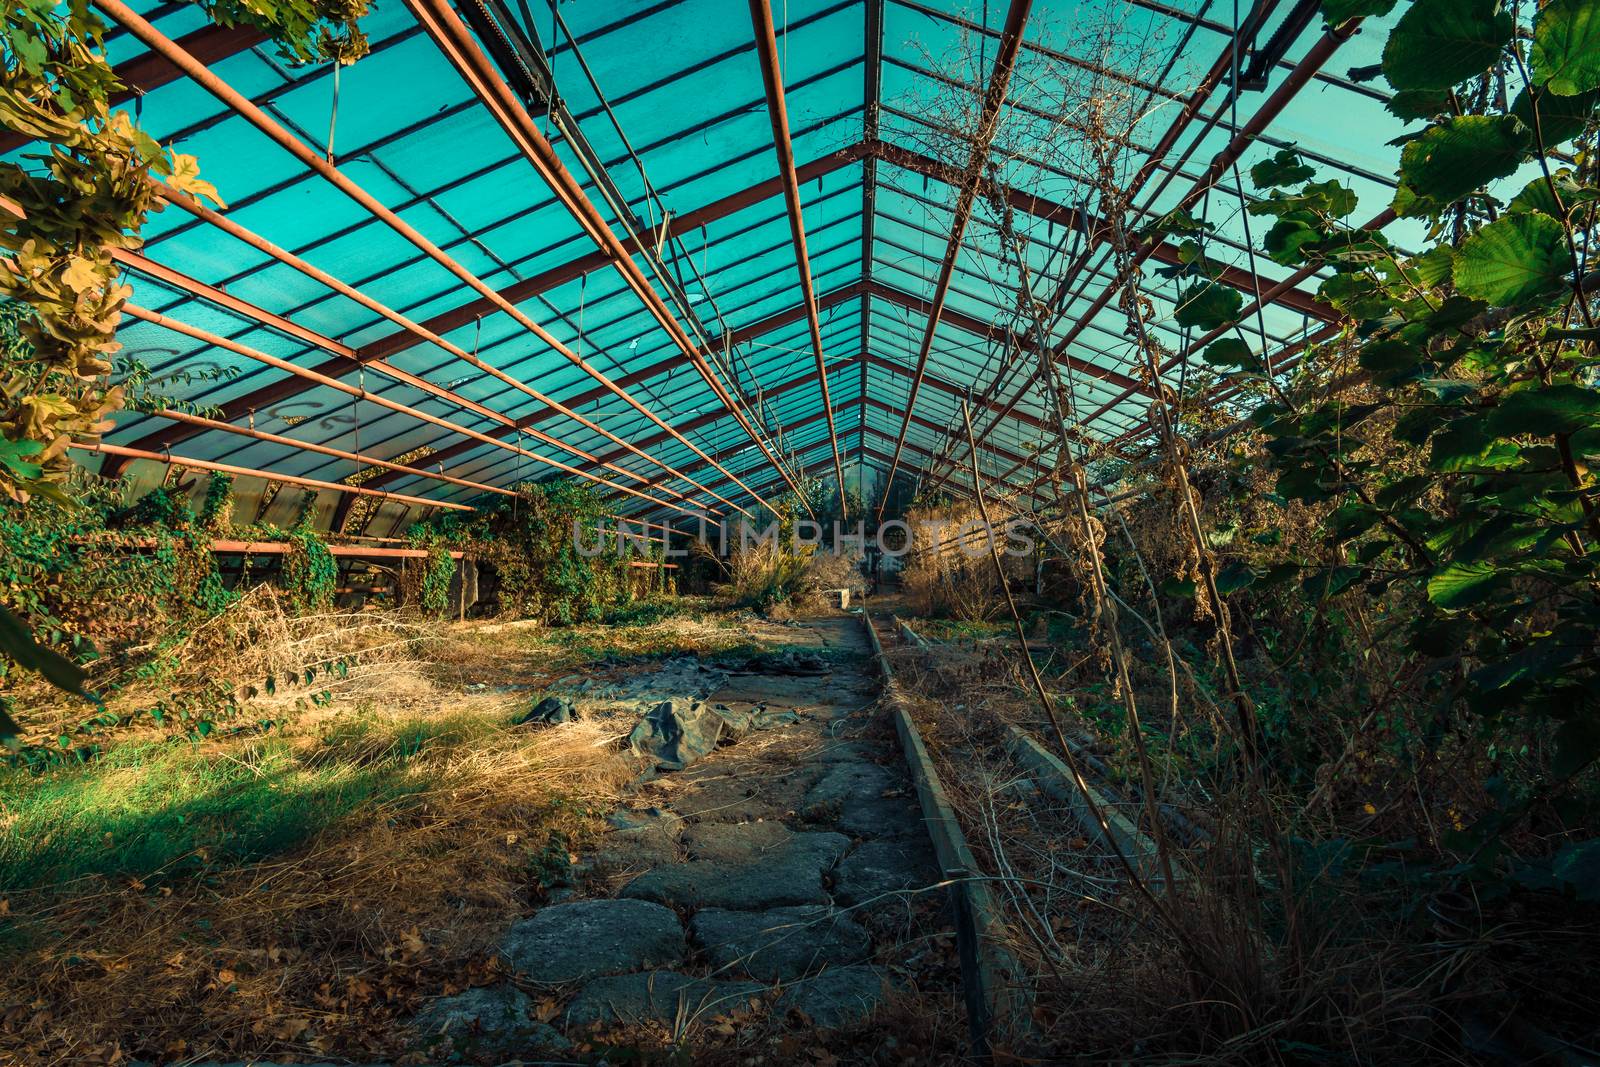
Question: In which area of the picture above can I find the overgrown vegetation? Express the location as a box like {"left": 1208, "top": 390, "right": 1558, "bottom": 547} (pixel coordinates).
{"left": 708, "top": 482, "right": 867, "bottom": 611}
{"left": 879, "top": 0, "right": 1600, "bottom": 1060}
{"left": 408, "top": 480, "right": 639, "bottom": 624}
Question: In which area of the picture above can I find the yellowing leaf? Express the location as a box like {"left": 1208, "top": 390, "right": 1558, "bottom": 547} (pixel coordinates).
{"left": 164, "top": 152, "right": 227, "bottom": 208}
{"left": 60, "top": 255, "right": 102, "bottom": 295}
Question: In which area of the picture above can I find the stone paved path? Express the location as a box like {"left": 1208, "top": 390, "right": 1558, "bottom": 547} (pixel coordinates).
{"left": 411, "top": 616, "right": 943, "bottom": 1061}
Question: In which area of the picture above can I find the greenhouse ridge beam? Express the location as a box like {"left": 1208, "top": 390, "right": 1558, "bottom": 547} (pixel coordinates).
{"left": 403, "top": 0, "right": 802, "bottom": 516}
{"left": 749, "top": 0, "right": 848, "bottom": 516}
{"left": 873, "top": 0, "right": 1032, "bottom": 517}
{"left": 94, "top": 0, "right": 773, "bottom": 521}
{"left": 861, "top": 0, "right": 884, "bottom": 476}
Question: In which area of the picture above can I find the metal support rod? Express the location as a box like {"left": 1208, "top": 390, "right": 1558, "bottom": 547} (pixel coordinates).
{"left": 873, "top": 0, "right": 1033, "bottom": 517}
{"left": 748, "top": 0, "right": 848, "bottom": 516}
{"left": 72, "top": 442, "right": 473, "bottom": 511}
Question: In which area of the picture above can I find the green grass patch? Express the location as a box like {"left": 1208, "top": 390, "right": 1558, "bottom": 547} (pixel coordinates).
{"left": 0, "top": 712, "right": 491, "bottom": 894}
{"left": 914, "top": 617, "right": 1009, "bottom": 642}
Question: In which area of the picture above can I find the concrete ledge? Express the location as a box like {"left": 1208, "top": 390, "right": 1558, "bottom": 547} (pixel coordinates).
{"left": 862, "top": 612, "right": 1031, "bottom": 1058}
{"left": 893, "top": 615, "right": 929, "bottom": 650}
{"left": 1002, "top": 723, "right": 1167, "bottom": 883}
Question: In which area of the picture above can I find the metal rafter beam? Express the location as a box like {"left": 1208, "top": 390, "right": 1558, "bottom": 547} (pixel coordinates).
{"left": 118, "top": 301, "right": 700, "bottom": 515}
{"left": 97, "top": 0, "right": 766, "bottom": 516}
{"left": 99, "top": 198, "right": 744, "bottom": 515}
{"left": 354, "top": 281, "right": 868, "bottom": 497}
{"left": 862, "top": 278, "right": 1144, "bottom": 394}
{"left": 132, "top": 144, "right": 866, "bottom": 464}
{"left": 749, "top": 0, "right": 848, "bottom": 515}
{"left": 73, "top": 442, "right": 471, "bottom": 512}
{"left": 404, "top": 0, "right": 800, "bottom": 515}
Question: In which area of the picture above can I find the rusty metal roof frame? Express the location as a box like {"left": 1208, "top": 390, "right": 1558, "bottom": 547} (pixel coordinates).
{"left": 1, "top": 0, "right": 1415, "bottom": 529}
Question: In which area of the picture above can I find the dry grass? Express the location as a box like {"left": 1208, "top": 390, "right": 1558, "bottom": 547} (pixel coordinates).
{"left": 0, "top": 592, "right": 874, "bottom": 1065}
{"left": 0, "top": 592, "right": 666, "bottom": 1066}
{"left": 2, "top": 714, "right": 635, "bottom": 1065}
{"left": 898, "top": 503, "right": 1032, "bottom": 622}
{"left": 880, "top": 627, "right": 1600, "bottom": 1065}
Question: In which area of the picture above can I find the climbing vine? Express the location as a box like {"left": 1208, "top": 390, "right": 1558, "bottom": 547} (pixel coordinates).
{"left": 281, "top": 492, "right": 336, "bottom": 612}
{"left": 1126, "top": 0, "right": 1600, "bottom": 875}
{"left": 410, "top": 480, "right": 633, "bottom": 624}
{"left": 0, "top": 0, "right": 371, "bottom": 504}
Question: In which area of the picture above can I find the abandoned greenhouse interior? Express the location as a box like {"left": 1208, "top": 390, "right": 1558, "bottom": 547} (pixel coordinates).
{"left": 5, "top": 0, "right": 1600, "bottom": 1062}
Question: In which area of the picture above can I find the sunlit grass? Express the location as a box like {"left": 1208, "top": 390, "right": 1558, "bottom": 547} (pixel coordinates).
{"left": 0, "top": 711, "right": 497, "bottom": 894}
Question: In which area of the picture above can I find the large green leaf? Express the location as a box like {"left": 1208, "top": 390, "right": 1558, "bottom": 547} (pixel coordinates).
{"left": 1488, "top": 384, "right": 1600, "bottom": 436}
{"left": 1203, "top": 337, "right": 1259, "bottom": 370}
{"left": 1532, "top": 0, "right": 1600, "bottom": 96}
{"left": 1429, "top": 416, "right": 1522, "bottom": 471}
{"left": 1174, "top": 280, "right": 1243, "bottom": 330}
{"left": 1323, "top": 0, "right": 1397, "bottom": 26}
{"left": 1510, "top": 87, "right": 1600, "bottom": 147}
{"left": 1507, "top": 171, "right": 1600, "bottom": 218}
{"left": 1453, "top": 212, "right": 1569, "bottom": 305}
{"left": 1387, "top": 89, "right": 1452, "bottom": 120}
{"left": 1383, "top": 0, "right": 1513, "bottom": 91}
{"left": 1214, "top": 560, "right": 1257, "bottom": 594}
{"left": 1319, "top": 272, "right": 1394, "bottom": 319}
{"left": 1426, "top": 560, "right": 1505, "bottom": 609}
{"left": 1358, "top": 338, "right": 1424, "bottom": 385}
{"left": 1250, "top": 148, "right": 1315, "bottom": 189}
{"left": 1263, "top": 214, "right": 1324, "bottom": 265}
{"left": 1393, "top": 115, "right": 1529, "bottom": 216}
